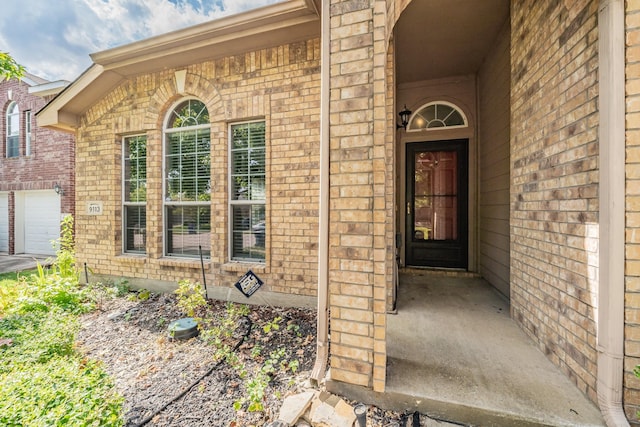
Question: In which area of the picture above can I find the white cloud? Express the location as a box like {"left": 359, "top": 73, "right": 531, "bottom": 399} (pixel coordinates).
{"left": 0, "top": 0, "right": 282, "bottom": 82}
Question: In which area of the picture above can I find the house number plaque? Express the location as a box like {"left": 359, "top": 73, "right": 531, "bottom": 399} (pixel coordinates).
{"left": 87, "top": 201, "right": 103, "bottom": 215}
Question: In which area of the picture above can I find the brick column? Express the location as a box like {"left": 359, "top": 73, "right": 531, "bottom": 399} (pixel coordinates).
{"left": 328, "top": 0, "right": 391, "bottom": 392}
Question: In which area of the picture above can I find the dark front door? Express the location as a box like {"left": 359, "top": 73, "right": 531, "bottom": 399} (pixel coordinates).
{"left": 406, "top": 140, "right": 468, "bottom": 268}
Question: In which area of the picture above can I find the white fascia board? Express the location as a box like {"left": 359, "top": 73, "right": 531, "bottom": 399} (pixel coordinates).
{"left": 36, "top": 0, "right": 319, "bottom": 131}
{"left": 28, "top": 80, "right": 70, "bottom": 97}
{"left": 90, "top": 0, "right": 318, "bottom": 71}
{"left": 36, "top": 65, "right": 104, "bottom": 131}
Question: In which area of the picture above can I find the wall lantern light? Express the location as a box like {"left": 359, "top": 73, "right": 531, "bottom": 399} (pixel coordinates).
{"left": 53, "top": 183, "right": 64, "bottom": 196}
{"left": 397, "top": 105, "right": 412, "bottom": 130}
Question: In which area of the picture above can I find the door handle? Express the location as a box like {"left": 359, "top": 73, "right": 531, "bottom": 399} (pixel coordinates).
{"left": 407, "top": 201, "right": 411, "bottom": 215}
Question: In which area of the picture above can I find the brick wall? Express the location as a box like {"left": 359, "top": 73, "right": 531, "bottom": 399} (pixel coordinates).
{"left": 74, "top": 39, "right": 321, "bottom": 297}
{"left": 0, "top": 80, "right": 74, "bottom": 203}
{"left": 626, "top": 0, "right": 640, "bottom": 421}
{"left": 510, "top": 0, "right": 599, "bottom": 401}
{"left": 0, "top": 78, "right": 75, "bottom": 253}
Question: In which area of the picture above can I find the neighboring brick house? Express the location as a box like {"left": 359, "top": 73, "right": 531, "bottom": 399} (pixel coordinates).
{"left": 0, "top": 72, "right": 73, "bottom": 256}
{"left": 37, "top": 0, "right": 640, "bottom": 424}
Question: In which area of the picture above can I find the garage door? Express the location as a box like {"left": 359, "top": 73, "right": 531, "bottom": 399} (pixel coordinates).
{"left": 0, "top": 193, "right": 7, "bottom": 252}
{"left": 24, "top": 191, "right": 60, "bottom": 255}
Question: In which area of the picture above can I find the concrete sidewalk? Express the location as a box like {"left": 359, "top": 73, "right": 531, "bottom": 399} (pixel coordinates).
{"left": 0, "top": 254, "right": 50, "bottom": 273}
{"left": 386, "top": 274, "right": 605, "bottom": 426}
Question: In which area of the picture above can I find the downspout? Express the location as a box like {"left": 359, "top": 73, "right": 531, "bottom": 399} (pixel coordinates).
{"left": 311, "top": 0, "right": 330, "bottom": 384}
{"left": 597, "top": 0, "right": 629, "bottom": 425}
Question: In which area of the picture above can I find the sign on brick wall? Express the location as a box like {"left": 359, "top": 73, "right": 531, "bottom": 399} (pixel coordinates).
{"left": 234, "top": 270, "right": 263, "bottom": 298}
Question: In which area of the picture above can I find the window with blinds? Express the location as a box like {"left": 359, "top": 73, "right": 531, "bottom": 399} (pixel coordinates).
{"left": 123, "top": 135, "right": 147, "bottom": 253}
{"left": 6, "top": 102, "right": 19, "bottom": 158}
{"left": 164, "top": 99, "right": 211, "bottom": 257}
{"left": 230, "top": 121, "right": 266, "bottom": 262}
{"left": 25, "top": 110, "right": 31, "bottom": 156}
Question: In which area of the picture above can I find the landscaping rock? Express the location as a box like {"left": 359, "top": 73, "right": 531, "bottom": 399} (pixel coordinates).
{"left": 308, "top": 392, "right": 356, "bottom": 427}
{"left": 277, "top": 391, "right": 316, "bottom": 426}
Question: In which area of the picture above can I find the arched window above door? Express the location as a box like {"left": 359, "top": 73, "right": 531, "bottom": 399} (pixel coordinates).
{"left": 408, "top": 101, "right": 467, "bottom": 131}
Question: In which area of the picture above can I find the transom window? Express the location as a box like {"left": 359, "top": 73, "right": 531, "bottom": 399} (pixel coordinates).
{"left": 408, "top": 101, "right": 467, "bottom": 131}
{"left": 164, "top": 99, "right": 211, "bottom": 257}
{"left": 123, "top": 135, "right": 147, "bottom": 254}
{"left": 6, "top": 102, "right": 19, "bottom": 157}
{"left": 230, "top": 121, "right": 266, "bottom": 262}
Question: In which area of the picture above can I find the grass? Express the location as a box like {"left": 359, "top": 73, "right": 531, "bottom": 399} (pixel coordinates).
{"left": 0, "top": 268, "right": 37, "bottom": 282}
{"left": 0, "top": 218, "right": 124, "bottom": 426}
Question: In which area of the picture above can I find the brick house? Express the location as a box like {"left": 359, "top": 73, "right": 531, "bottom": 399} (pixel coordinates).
{"left": 0, "top": 73, "right": 74, "bottom": 256}
{"left": 37, "top": 0, "right": 640, "bottom": 424}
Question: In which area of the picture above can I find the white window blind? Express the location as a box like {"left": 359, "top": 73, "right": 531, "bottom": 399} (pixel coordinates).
{"left": 164, "top": 99, "right": 211, "bottom": 257}
{"left": 230, "top": 121, "right": 266, "bottom": 262}
{"left": 123, "top": 135, "right": 147, "bottom": 253}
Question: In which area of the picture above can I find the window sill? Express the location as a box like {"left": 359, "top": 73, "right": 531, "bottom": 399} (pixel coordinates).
{"left": 115, "top": 254, "right": 147, "bottom": 264}
{"left": 221, "top": 261, "right": 266, "bottom": 274}
{"left": 157, "top": 257, "right": 210, "bottom": 269}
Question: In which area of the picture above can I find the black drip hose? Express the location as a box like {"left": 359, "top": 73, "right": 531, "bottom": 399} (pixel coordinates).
{"left": 401, "top": 410, "right": 469, "bottom": 427}
{"left": 134, "top": 316, "right": 253, "bottom": 427}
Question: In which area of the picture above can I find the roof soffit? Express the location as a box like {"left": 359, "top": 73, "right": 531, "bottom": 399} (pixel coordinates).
{"left": 38, "top": 0, "right": 320, "bottom": 131}
{"left": 91, "top": 0, "right": 319, "bottom": 74}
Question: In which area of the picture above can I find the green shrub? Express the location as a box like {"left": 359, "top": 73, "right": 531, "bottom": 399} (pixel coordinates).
{"left": 0, "top": 215, "right": 124, "bottom": 426}
{"left": 55, "top": 214, "right": 77, "bottom": 279}
{"left": 174, "top": 279, "right": 207, "bottom": 318}
{"left": 0, "top": 277, "right": 21, "bottom": 313}
{"left": 19, "top": 274, "right": 90, "bottom": 315}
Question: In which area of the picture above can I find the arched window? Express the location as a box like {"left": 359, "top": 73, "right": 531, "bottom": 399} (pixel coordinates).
{"left": 6, "top": 102, "right": 19, "bottom": 157}
{"left": 408, "top": 101, "right": 467, "bottom": 131}
{"left": 163, "top": 98, "right": 211, "bottom": 257}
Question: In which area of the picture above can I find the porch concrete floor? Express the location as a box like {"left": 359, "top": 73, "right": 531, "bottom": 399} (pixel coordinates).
{"left": 384, "top": 273, "right": 606, "bottom": 426}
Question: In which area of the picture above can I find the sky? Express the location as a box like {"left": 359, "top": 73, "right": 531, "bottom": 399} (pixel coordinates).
{"left": 0, "top": 0, "right": 282, "bottom": 83}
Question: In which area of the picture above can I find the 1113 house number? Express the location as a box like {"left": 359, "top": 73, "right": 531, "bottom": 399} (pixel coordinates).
{"left": 87, "top": 202, "right": 103, "bottom": 215}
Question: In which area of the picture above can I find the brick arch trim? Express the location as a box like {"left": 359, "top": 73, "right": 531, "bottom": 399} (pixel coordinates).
{"left": 2, "top": 99, "right": 17, "bottom": 115}
{"left": 382, "top": 0, "right": 414, "bottom": 46}
{"left": 146, "top": 72, "right": 225, "bottom": 130}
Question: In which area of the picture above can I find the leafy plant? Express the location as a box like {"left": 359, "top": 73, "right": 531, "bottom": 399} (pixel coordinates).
{"left": 286, "top": 322, "right": 301, "bottom": 336}
{"left": 198, "top": 304, "right": 301, "bottom": 414}
{"left": 128, "top": 288, "right": 151, "bottom": 302}
{"left": 235, "top": 348, "right": 299, "bottom": 413}
{"left": 262, "top": 316, "right": 282, "bottom": 334}
{"left": 0, "top": 357, "right": 123, "bottom": 426}
{"left": 112, "top": 280, "right": 130, "bottom": 297}
{"left": 54, "top": 215, "right": 77, "bottom": 279}
{"left": 0, "top": 215, "right": 124, "bottom": 426}
{"left": 174, "top": 279, "right": 207, "bottom": 318}
{"left": 0, "top": 52, "right": 25, "bottom": 81}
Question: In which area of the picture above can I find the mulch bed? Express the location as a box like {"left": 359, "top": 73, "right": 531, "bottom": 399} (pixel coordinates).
{"left": 76, "top": 289, "right": 457, "bottom": 427}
